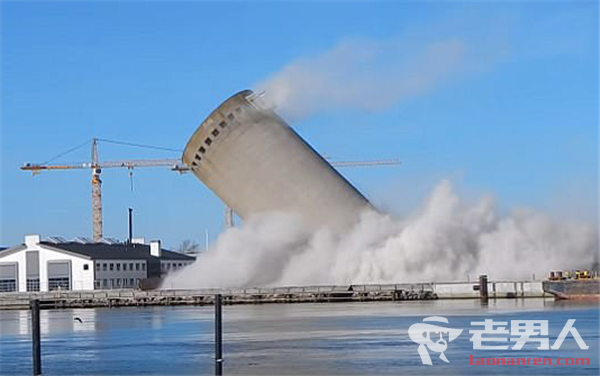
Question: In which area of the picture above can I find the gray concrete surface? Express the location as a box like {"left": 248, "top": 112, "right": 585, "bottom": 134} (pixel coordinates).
{"left": 182, "top": 90, "right": 373, "bottom": 233}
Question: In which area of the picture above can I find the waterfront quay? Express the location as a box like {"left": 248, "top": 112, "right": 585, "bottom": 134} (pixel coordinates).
{"left": 0, "top": 280, "right": 549, "bottom": 310}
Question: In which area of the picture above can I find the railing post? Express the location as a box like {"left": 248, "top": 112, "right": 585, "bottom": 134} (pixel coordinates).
{"left": 479, "top": 275, "right": 489, "bottom": 304}
{"left": 31, "top": 299, "right": 42, "bottom": 375}
{"left": 215, "top": 294, "right": 223, "bottom": 376}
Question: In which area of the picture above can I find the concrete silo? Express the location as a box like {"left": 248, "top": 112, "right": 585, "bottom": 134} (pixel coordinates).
{"left": 182, "top": 90, "right": 373, "bottom": 232}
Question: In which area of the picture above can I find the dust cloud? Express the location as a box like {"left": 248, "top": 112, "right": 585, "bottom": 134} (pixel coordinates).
{"left": 164, "top": 181, "right": 597, "bottom": 288}
{"left": 165, "top": 26, "right": 595, "bottom": 288}
{"left": 255, "top": 38, "right": 468, "bottom": 120}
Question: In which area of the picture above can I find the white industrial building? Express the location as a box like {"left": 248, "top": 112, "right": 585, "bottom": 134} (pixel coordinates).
{"left": 0, "top": 235, "right": 195, "bottom": 292}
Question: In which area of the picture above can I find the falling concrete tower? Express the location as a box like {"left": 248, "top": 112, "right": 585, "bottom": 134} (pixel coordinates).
{"left": 182, "top": 90, "right": 373, "bottom": 232}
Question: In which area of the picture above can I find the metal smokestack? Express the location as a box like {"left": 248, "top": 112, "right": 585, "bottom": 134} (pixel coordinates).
{"left": 128, "top": 207, "right": 133, "bottom": 244}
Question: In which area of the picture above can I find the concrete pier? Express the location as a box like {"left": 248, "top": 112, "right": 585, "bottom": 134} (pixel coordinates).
{"left": 0, "top": 281, "right": 550, "bottom": 310}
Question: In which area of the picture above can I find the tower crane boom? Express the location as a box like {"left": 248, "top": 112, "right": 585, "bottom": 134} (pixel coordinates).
{"left": 21, "top": 137, "right": 400, "bottom": 241}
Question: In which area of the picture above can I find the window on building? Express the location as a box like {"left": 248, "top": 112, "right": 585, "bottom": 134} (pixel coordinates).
{"left": 219, "top": 120, "right": 227, "bottom": 128}
{"left": 129, "top": 263, "right": 134, "bottom": 271}
{"left": 117, "top": 279, "right": 122, "bottom": 288}
{"left": 94, "top": 280, "right": 101, "bottom": 289}
{"left": 141, "top": 263, "right": 146, "bottom": 271}
{"left": 116, "top": 263, "right": 121, "bottom": 271}
{"left": 129, "top": 278, "right": 134, "bottom": 287}
{"left": 135, "top": 263, "right": 140, "bottom": 271}
{"left": 102, "top": 279, "right": 108, "bottom": 288}
{"left": 199, "top": 146, "right": 206, "bottom": 154}
{"left": 96, "top": 263, "right": 100, "bottom": 271}
{"left": 48, "top": 277, "right": 70, "bottom": 291}
{"left": 204, "top": 137, "right": 212, "bottom": 146}
{"left": 110, "top": 263, "right": 114, "bottom": 271}
{"left": 83, "top": 264, "right": 89, "bottom": 270}
{"left": 103, "top": 263, "right": 107, "bottom": 271}
{"left": 212, "top": 129, "right": 220, "bottom": 137}
{"left": 26, "top": 278, "right": 40, "bottom": 292}
{"left": 26, "top": 252, "right": 39, "bottom": 290}
{"left": 48, "top": 261, "right": 70, "bottom": 291}
{"left": 195, "top": 154, "right": 201, "bottom": 162}
{"left": 0, "top": 279, "right": 16, "bottom": 292}
{"left": 110, "top": 279, "right": 115, "bottom": 289}
{"left": 227, "top": 113, "right": 235, "bottom": 120}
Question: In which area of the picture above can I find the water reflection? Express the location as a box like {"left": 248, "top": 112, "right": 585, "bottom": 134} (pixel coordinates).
{"left": 0, "top": 300, "right": 598, "bottom": 376}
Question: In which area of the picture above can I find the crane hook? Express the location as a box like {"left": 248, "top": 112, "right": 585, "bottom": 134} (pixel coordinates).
{"left": 128, "top": 168, "right": 134, "bottom": 192}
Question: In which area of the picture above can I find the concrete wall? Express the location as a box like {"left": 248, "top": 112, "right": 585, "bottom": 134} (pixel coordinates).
{"left": 183, "top": 90, "right": 373, "bottom": 232}
{"left": 432, "top": 281, "right": 547, "bottom": 299}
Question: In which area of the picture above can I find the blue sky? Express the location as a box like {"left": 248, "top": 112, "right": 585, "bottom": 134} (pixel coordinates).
{"left": 1, "top": 1, "right": 597, "bottom": 249}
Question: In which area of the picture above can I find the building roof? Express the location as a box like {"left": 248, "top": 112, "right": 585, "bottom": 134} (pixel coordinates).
{"left": 38, "top": 242, "right": 195, "bottom": 261}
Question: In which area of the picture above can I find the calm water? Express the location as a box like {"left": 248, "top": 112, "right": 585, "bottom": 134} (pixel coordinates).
{"left": 0, "top": 299, "right": 598, "bottom": 375}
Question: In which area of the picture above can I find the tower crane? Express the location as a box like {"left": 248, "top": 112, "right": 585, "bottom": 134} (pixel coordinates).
{"left": 21, "top": 138, "right": 187, "bottom": 242}
{"left": 21, "top": 137, "right": 400, "bottom": 242}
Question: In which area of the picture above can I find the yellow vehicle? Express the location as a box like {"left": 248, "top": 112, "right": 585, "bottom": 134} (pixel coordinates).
{"left": 548, "top": 270, "right": 598, "bottom": 281}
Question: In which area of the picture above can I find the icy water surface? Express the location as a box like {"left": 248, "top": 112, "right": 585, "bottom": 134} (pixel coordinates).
{"left": 0, "top": 299, "right": 598, "bottom": 375}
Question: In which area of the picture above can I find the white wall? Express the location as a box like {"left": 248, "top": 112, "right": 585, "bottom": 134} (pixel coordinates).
{"left": 39, "top": 245, "right": 94, "bottom": 291}
{"left": 0, "top": 244, "right": 94, "bottom": 292}
{"left": 433, "top": 281, "right": 547, "bottom": 298}
{"left": 0, "top": 251, "right": 26, "bottom": 292}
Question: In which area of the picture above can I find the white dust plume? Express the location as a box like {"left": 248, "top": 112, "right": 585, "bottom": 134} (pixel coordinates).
{"left": 164, "top": 181, "right": 597, "bottom": 288}
{"left": 255, "top": 36, "right": 488, "bottom": 120}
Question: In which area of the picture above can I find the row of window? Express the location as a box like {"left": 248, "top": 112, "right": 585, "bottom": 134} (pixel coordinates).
{"left": 94, "top": 278, "right": 140, "bottom": 289}
{"left": 0, "top": 278, "right": 68, "bottom": 292}
{"left": 96, "top": 262, "right": 146, "bottom": 272}
{"left": 161, "top": 262, "right": 187, "bottom": 271}
{"left": 191, "top": 109, "right": 240, "bottom": 167}
{"left": 0, "top": 277, "right": 140, "bottom": 292}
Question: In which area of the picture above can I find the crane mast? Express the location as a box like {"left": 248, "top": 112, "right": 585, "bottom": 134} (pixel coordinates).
{"left": 91, "top": 138, "right": 103, "bottom": 241}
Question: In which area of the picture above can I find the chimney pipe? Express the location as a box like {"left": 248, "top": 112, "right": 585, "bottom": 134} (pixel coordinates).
{"left": 128, "top": 208, "right": 133, "bottom": 244}
{"left": 25, "top": 234, "right": 41, "bottom": 247}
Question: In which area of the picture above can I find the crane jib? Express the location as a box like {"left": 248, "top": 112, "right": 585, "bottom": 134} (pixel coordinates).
{"left": 21, "top": 137, "right": 399, "bottom": 241}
